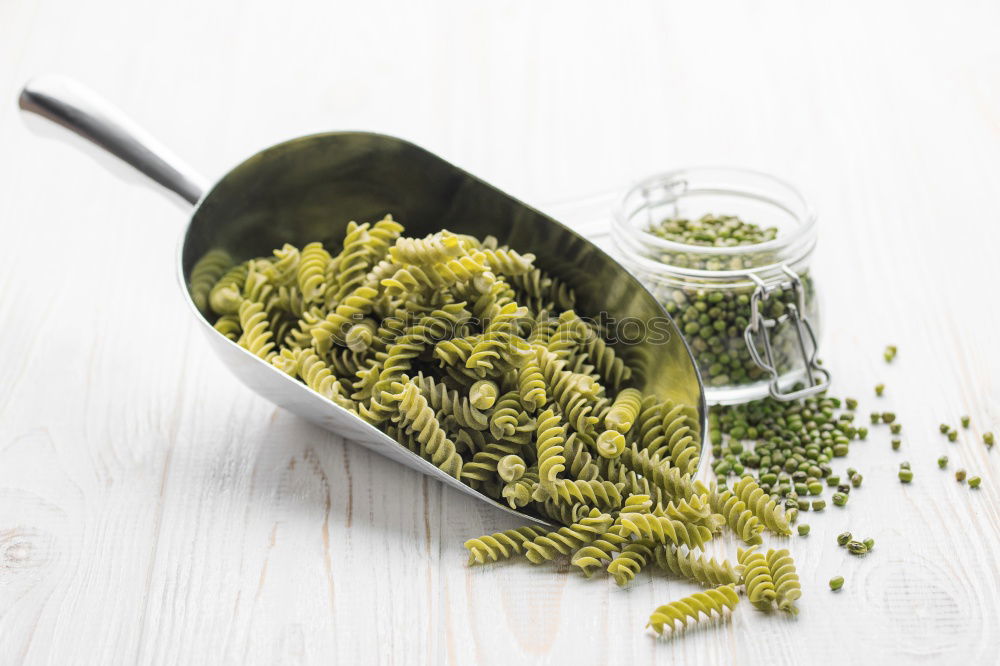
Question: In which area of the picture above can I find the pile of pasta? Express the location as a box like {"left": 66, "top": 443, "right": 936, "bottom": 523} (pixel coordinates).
{"left": 190, "top": 215, "right": 802, "bottom": 635}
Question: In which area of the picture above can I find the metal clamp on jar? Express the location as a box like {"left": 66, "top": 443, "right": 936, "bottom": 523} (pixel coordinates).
{"left": 613, "top": 167, "right": 829, "bottom": 404}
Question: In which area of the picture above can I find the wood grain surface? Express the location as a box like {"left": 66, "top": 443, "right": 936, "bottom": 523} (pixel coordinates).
{"left": 2, "top": 1, "right": 999, "bottom": 664}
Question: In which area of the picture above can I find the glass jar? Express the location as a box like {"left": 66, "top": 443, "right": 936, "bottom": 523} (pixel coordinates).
{"left": 612, "top": 167, "right": 828, "bottom": 404}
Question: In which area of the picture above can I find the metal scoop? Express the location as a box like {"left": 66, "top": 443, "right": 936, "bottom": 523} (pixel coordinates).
{"left": 19, "top": 76, "right": 705, "bottom": 526}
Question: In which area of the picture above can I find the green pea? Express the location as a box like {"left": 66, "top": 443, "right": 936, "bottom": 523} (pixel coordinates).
{"left": 956, "top": 469, "right": 967, "bottom": 483}
{"left": 891, "top": 438, "right": 901, "bottom": 450}
{"left": 890, "top": 423, "right": 901, "bottom": 434}
{"left": 947, "top": 430, "right": 958, "bottom": 442}
{"left": 797, "top": 524, "right": 810, "bottom": 536}
{"left": 811, "top": 498, "right": 826, "bottom": 511}
{"left": 829, "top": 576, "right": 844, "bottom": 591}
{"left": 969, "top": 476, "right": 982, "bottom": 489}
{"left": 837, "top": 532, "right": 852, "bottom": 546}
{"left": 826, "top": 475, "right": 840, "bottom": 487}
{"left": 847, "top": 540, "right": 868, "bottom": 555}
{"left": 870, "top": 412, "right": 881, "bottom": 425}
{"left": 898, "top": 469, "right": 913, "bottom": 483}
{"left": 939, "top": 423, "right": 950, "bottom": 434}
{"left": 851, "top": 473, "right": 863, "bottom": 488}
{"left": 899, "top": 461, "right": 911, "bottom": 469}
{"left": 832, "top": 491, "right": 848, "bottom": 506}
{"left": 857, "top": 427, "right": 868, "bottom": 440}
{"left": 882, "top": 412, "right": 896, "bottom": 424}
{"left": 937, "top": 456, "right": 948, "bottom": 469}
{"left": 984, "top": 432, "right": 994, "bottom": 447}
{"left": 875, "top": 384, "right": 885, "bottom": 397}
{"left": 863, "top": 538, "right": 874, "bottom": 551}
{"left": 961, "top": 415, "right": 970, "bottom": 428}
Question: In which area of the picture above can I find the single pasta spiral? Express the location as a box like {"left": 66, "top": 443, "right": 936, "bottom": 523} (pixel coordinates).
{"left": 608, "top": 540, "right": 654, "bottom": 587}
{"left": 653, "top": 545, "right": 740, "bottom": 587}
{"left": 710, "top": 485, "right": 764, "bottom": 545}
{"left": 388, "top": 381, "right": 463, "bottom": 479}
{"left": 539, "top": 479, "right": 624, "bottom": 513}
{"left": 524, "top": 509, "right": 613, "bottom": 564}
{"left": 738, "top": 546, "right": 777, "bottom": 610}
{"left": 766, "top": 548, "right": 801, "bottom": 615}
{"left": 732, "top": 475, "right": 792, "bottom": 536}
{"left": 469, "top": 379, "right": 499, "bottom": 410}
{"left": 617, "top": 513, "right": 714, "bottom": 551}
{"left": 189, "top": 249, "right": 234, "bottom": 313}
{"left": 534, "top": 408, "right": 568, "bottom": 488}
{"left": 604, "top": 387, "right": 642, "bottom": 433}
{"left": 647, "top": 585, "right": 740, "bottom": 635}
{"left": 497, "top": 454, "right": 527, "bottom": 483}
{"left": 570, "top": 525, "right": 629, "bottom": 577}
{"left": 464, "top": 526, "right": 546, "bottom": 565}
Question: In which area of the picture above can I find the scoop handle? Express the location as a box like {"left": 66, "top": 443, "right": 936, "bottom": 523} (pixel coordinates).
{"left": 18, "top": 76, "right": 207, "bottom": 205}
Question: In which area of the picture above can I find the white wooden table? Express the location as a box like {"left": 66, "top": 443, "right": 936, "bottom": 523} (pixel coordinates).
{"left": 3, "top": 1, "right": 999, "bottom": 664}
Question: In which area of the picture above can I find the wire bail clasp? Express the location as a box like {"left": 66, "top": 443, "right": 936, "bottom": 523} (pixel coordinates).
{"left": 743, "top": 265, "right": 830, "bottom": 401}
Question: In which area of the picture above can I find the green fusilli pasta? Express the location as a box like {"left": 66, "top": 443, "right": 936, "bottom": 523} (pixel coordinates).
{"left": 647, "top": 585, "right": 740, "bottom": 636}
{"left": 524, "top": 509, "right": 613, "bottom": 564}
{"left": 710, "top": 484, "right": 764, "bottom": 545}
{"left": 190, "top": 249, "right": 234, "bottom": 313}
{"left": 766, "top": 548, "right": 801, "bottom": 615}
{"left": 618, "top": 513, "right": 714, "bottom": 551}
{"left": 190, "top": 221, "right": 843, "bottom": 643}
{"left": 464, "top": 526, "right": 545, "bottom": 565}
{"left": 731, "top": 475, "right": 792, "bottom": 536}
{"left": 607, "top": 539, "right": 654, "bottom": 586}
{"left": 652, "top": 545, "right": 740, "bottom": 587}
{"left": 738, "top": 546, "right": 777, "bottom": 610}
{"left": 534, "top": 408, "right": 568, "bottom": 489}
